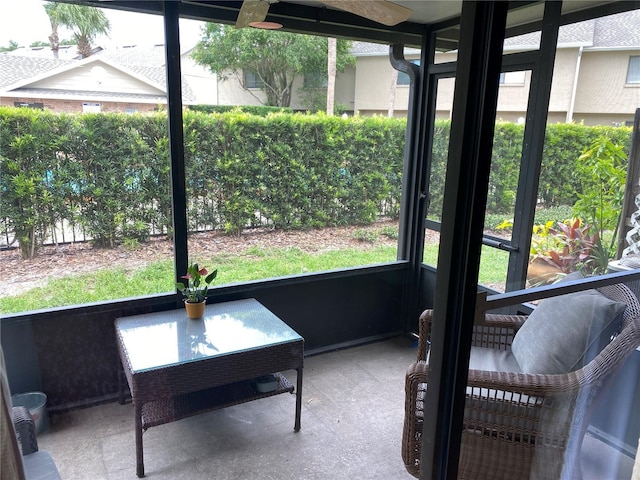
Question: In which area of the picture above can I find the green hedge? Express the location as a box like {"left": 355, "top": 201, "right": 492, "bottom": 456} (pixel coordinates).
{"left": 182, "top": 111, "right": 405, "bottom": 233}
{"left": 427, "top": 121, "right": 632, "bottom": 219}
{"left": 0, "top": 109, "right": 171, "bottom": 256}
{"left": 188, "top": 104, "right": 293, "bottom": 116}
{"left": 0, "top": 106, "right": 632, "bottom": 258}
{"left": 0, "top": 108, "right": 405, "bottom": 257}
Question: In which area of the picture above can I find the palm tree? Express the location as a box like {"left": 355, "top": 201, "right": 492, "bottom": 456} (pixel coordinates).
{"left": 43, "top": 2, "right": 60, "bottom": 58}
{"left": 44, "top": 3, "right": 110, "bottom": 59}
{"left": 388, "top": 68, "right": 398, "bottom": 117}
{"left": 326, "top": 37, "right": 337, "bottom": 115}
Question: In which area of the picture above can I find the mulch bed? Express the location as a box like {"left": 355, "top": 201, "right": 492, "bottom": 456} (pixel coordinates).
{"left": 2, "top": 220, "right": 429, "bottom": 296}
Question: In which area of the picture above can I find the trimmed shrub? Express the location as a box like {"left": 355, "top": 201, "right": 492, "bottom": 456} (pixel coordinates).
{"left": 188, "top": 104, "right": 293, "bottom": 116}
{"left": 0, "top": 106, "right": 632, "bottom": 258}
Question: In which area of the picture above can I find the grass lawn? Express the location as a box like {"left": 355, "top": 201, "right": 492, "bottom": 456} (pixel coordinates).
{"left": 1, "top": 245, "right": 398, "bottom": 313}
{"left": 1, "top": 235, "right": 511, "bottom": 314}
{"left": 423, "top": 243, "right": 509, "bottom": 289}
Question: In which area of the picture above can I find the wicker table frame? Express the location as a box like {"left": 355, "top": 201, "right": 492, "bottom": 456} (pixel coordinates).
{"left": 115, "top": 300, "right": 303, "bottom": 478}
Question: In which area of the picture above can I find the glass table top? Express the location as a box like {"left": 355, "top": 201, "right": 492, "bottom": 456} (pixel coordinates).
{"left": 115, "top": 298, "right": 302, "bottom": 372}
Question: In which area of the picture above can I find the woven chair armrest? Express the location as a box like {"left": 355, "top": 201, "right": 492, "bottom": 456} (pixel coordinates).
{"left": 416, "top": 311, "right": 433, "bottom": 361}
{"left": 407, "top": 361, "right": 575, "bottom": 399}
{"left": 466, "top": 369, "right": 582, "bottom": 397}
{"left": 477, "top": 313, "right": 528, "bottom": 329}
{"left": 406, "top": 360, "right": 574, "bottom": 398}
{"left": 12, "top": 406, "right": 38, "bottom": 455}
{"left": 405, "top": 362, "right": 430, "bottom": 415}
{"left": 406, "top": 361, "right": 430, "bottom": 383}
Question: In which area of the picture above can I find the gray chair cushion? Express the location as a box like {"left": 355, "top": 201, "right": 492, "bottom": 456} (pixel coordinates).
{"left": 511, "top": 289, "right": 626, "bottom": 374}
{"left": 469, "top": 346, "right": 522, "bottom": 373}
{"left": 22, "top": 451, "right": 61, "bottom": 480}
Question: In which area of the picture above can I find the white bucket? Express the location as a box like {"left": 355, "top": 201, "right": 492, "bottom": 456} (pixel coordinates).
{"left": 12, "top": 392, "right": 49, "bottom": 434}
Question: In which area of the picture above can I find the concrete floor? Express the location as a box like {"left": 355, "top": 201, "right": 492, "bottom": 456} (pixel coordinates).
{"left": 36, "top": 337, "right": 636, "bottom": 480}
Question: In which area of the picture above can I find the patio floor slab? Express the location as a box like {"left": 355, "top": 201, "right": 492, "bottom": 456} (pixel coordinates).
{"left": 36, "top": 337, "right": 635, "bottom": 479}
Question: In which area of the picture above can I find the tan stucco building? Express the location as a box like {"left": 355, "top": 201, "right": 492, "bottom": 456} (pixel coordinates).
{"left": 349, "top": 10, "right": 640, "bottom": 126}
{"left": 1, "top": 10, "right": 638, "bottom": 125}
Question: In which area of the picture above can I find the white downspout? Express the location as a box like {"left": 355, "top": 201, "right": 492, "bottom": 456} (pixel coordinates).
{"left": 566, "top": 45, "right": 583, "bottom": 123}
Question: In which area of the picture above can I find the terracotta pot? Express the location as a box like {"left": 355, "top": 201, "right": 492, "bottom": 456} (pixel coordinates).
{"left": 184, "top": 300, "right": 206, "bottom": 319}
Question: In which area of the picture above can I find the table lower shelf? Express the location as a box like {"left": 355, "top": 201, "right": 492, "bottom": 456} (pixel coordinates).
{"left": 140, "top": 372, "right": 294, "bottom": 430}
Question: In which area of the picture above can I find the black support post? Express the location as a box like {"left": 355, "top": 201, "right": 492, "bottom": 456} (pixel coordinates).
{"left": 505, "top": 2, "right": 562, "bottom": 292}
{"left": 420, "top": 2, "right": 507, "bottom": 480}
{"left": 392, "top": 35, "right": 434, "bottom": 333}
{"left": 163, "top": 1, "right": 188, "bottom": 299}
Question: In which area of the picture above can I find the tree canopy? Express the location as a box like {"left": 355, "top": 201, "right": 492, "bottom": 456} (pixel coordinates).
{"left": 0, "top": 40, "right": 18, "bottom": 53}
{"left": 44, "top": 2, "right": 110, "bottom": 58}
{"left": 191, "top": 25, "right": 354, "bottom": 108}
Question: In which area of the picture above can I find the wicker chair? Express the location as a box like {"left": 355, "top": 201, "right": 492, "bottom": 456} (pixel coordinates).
{"left": 1, "top": 346, "right": 60, "bottom": 480}
{"left": 13, "top": 406, "right": 61, "bottom": 480}
{"left": 402, "top": 283, "right": 640, "bottom": 480}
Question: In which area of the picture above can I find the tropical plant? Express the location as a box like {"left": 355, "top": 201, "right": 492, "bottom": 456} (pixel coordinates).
{"left": 573, "top": 135, "right": 627, "bottom": 256}
{"left": 582, "top": 235, "right": 612, "bottom": 275}
{"left": 176, "top": 263, "right": 218, "bottom": 303}
{"left": 191, "top": 25, "right": 354, "bottom": 107}
{"left": 530, "top": 218, "right": 601, "bottom": 274}
{"left": 44, "top": 2, "right": 110, "bottom": 58}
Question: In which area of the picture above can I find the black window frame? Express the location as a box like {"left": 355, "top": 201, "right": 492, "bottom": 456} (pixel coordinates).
{"left": 303, "top": 71, "right": 328, "bottom": 88}
{"left": 243, "top": 70, "right": 263, "bottom": 89}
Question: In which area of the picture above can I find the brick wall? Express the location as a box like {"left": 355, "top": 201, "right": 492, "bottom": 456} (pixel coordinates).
{"left": 1, "top": 96, "right": 163, "bottom": 114}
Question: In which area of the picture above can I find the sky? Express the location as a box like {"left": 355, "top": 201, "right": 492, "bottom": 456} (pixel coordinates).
{"left": 0, "top": 0, "right": 205, "bottom": 50}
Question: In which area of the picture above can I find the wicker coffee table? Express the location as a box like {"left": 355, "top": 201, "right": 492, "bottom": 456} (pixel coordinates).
{"left": 115, "top": 298, "right": 304, "bottom": 477}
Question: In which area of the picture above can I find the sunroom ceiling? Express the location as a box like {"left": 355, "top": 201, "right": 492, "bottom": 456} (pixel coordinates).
{"left": 84, "top": 0, "right": 639, "bottom": 49}
{"left": 290, "top": 1, "right": 633, "bottom": 26}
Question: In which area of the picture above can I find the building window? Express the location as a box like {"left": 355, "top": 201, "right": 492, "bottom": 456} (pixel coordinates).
{"left": 82, "top": 102, "right": 101, "bottom": 113}
{"left": 499, "top": 71, "right": 526, "bottom": 85}
{"left": 13, "top": 102, "right": 44, "bottom": 109}
{"left": 244, "top": 70, "right": 262, "bottom": 89}
{"left": 397, "top": 59, "right": 420, "bottom": 86}
{"left": 627, "top": 56, "right": 640, "bottom": 84}
{"left": 304, "top": 72, "right": 327, "bottom": 88}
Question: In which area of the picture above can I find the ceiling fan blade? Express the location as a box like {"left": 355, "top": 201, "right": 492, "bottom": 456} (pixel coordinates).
{"left": 318, "top": 0, "right": 412, "bottom": 26}
{"left": 236, "top": 0, "right": 271, "bottom": 28}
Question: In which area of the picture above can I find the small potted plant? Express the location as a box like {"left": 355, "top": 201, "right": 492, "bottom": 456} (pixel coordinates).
{"left": 176, "top": 262, "right": 218, "bottom": 319}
